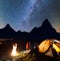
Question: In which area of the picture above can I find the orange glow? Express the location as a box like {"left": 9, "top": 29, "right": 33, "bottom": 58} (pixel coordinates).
{"left": 11, "top": 43, "right": 18, "bottom": 56}
{"left": 53, "top": 43, "right": 60, "bottom": 53}
{"left": 26, "top": 42, "right": 30, "bottom": 50}
{"left": 38, "top": 39, "right": 52, "bottom": 53}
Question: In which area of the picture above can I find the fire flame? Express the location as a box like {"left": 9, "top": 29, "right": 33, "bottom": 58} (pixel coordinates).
{"left": 11, "top": 43, "right": 18, "bottom": 56}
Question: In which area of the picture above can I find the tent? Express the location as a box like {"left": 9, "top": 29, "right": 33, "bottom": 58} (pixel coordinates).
{"left": 37, "top": 39, "right": 60, "bottom": 57}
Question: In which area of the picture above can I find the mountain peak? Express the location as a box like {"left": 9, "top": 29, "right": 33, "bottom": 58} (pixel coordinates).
{"left": 42, "top": 19, "right": 51, "bottom": 27}
{"left": 3, "top": 24, "right": 16, "bottom": 33}
{"left": 5, "top": 24, "right": 11, "bottom": 28}
{"left": 40, "top": 19, "right": 53, "bottom": 29}
{"left": 39, "top": 19, "right": 56, "bottom": 33}
{"left": 30, "top": 19, "right": 56, "bottom": 36}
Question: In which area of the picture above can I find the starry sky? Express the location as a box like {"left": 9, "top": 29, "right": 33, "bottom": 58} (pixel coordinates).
{"left": 0, "top": 0, "right": 60, "bottom": 32}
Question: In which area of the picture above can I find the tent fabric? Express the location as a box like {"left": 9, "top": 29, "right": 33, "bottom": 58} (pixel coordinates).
{"left": 38, "top": 39, "right": 52, "bottom": 53}
{"left": 37, "top": 39, "right": 60, "bottom": 57}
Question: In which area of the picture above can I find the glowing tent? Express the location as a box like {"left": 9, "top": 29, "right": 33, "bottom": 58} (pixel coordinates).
{"left": 38, "top": 39, "right": 52, "bottom": 53}
{"left": 37, "top": 39, "right": 60, "bottom": 57}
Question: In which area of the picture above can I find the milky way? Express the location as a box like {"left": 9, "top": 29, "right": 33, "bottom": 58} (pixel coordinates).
{"left": 0, "top": 0, "right": 60, "bottom": 32}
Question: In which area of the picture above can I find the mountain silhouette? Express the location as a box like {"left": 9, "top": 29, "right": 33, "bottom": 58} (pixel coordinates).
{"left": 29, "top": 19, "right": 57, "bottom": 40}
{"left": 40, "top": 19, "right": 56, "bottom": 34}
{"left": 16, "top": 30, "right": 29, "bottom": 39}
{"left": 30, "top": 19, "right": 56, "bottom": 34}
{"left": 0, "top": 19, "right": 59, "bottom": 40}
{"left": 0, "top": 24, "right": 16, "bottom": 38}
{"left": 3, "top": 24, "right": 15, "bottom": 33}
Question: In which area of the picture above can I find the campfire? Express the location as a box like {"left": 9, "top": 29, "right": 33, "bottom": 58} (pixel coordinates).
{"left": 11, "top": 43, "right": 19, "bottom": 57}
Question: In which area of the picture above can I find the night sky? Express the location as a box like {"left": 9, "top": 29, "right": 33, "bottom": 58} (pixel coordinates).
{"left": 0, "top": 0, "right": 60, "bottom": 32}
